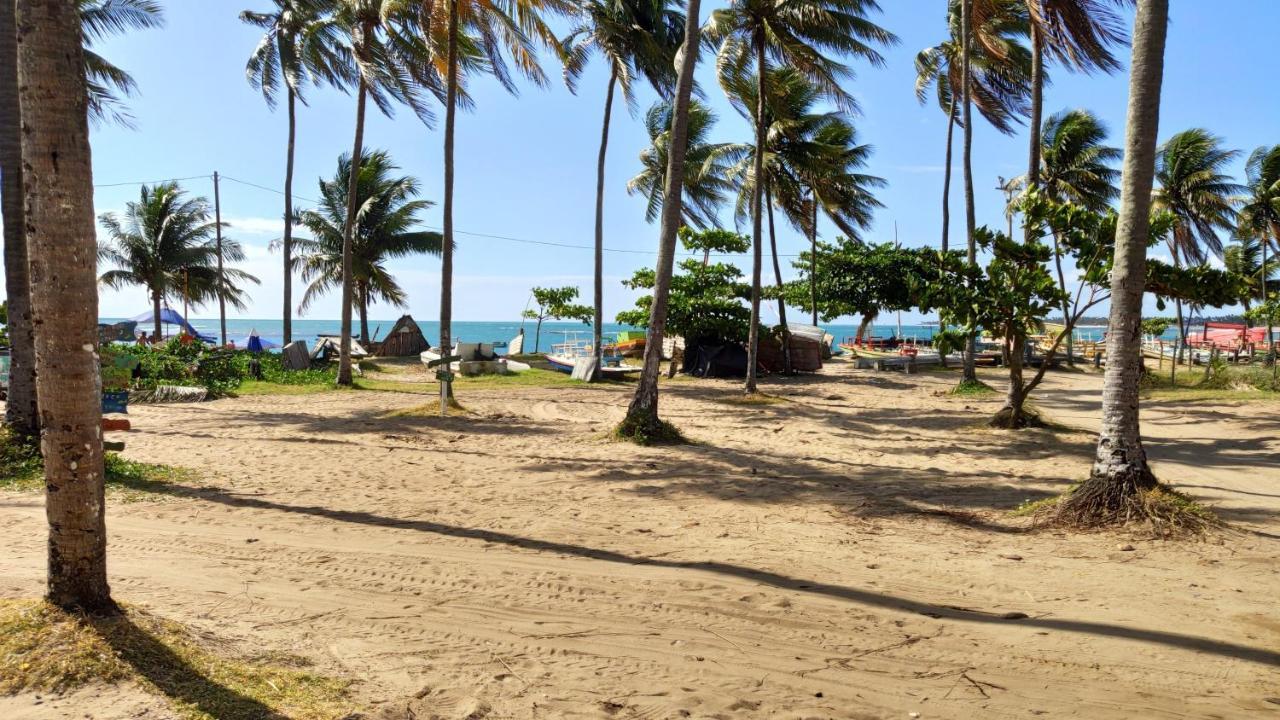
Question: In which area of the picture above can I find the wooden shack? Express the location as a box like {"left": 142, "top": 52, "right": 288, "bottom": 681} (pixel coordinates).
{"left": 372, "top": 315, "right": 430, "bottom": 357}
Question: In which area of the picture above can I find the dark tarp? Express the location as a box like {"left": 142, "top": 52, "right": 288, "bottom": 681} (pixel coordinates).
{"left": 681, "top": 338, "right": 749, "bottom": 378}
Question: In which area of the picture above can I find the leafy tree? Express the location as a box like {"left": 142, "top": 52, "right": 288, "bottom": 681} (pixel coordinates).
{"left": 1222, "top": 235, "right": 1278, "bottom": 316}
{"left": 98, "top": 183, "right": 260, "bottom": 339}
{"left": 522, "top": 286, "right": 594, "bottom": 354}
{"left": 628, "top": 99, "right": 742, "bottom": 231}
{"left": 289, "top": 151, "right": 443, "bottom": 343}
{"left": 617, "top": 228, "right": 753, "bottom": 345}
{"left": 1236, "top": 144, "right": 1280, "bottom": 344}
{"left": 241, "top": 0, "right": 353, "bottom": 344}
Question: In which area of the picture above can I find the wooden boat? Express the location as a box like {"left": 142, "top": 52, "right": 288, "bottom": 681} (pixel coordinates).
{"left": 613, "top": 330, "right": 646, "bottom": 357}
{"left": 545, "top": 333, "right": 641, "bottom": 376}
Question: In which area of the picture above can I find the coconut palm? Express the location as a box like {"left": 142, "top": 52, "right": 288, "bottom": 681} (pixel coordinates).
{"left": 17, "top": 0, "right": 113, "bottom": 612}
{"left": 1022, "top": 0, "right": 1128, "bottom": 210}
{"left": 1058, "top": 0, "right": 1167, "bottom": 526}
{"left": 291, "top": 151, "right": 444, "bottom": 342}
{"left": 706, "top": 0, "right": 896, "bottom": 393}
{"left": 242, "top": 0, "right": 353, "bottom": 346}
{"left": 562, "top": 0, "right": 684, "bottom": 371}
{"left": 415, "top": 0, "right": 571, "bottom": 383}
{"left": 915, "top": 0, "right": 1031, "bottom": 251}
{"left": 79, "top": 0, "right": 165, "bottom": 126}
{"left": 329, "top": 0, "right": 439, "bottom": 385}
{"left": 628, "top": 100, "right": 742, "bottom": 232}
{"left": 1222, "top": 235, "right": 1278, "bottom": 315}
{"left": 1236, "top": 144, "right": 1280, "bottom": 344}
{"left": 98, "top": 183, "right": 260, "bottom": 338}
{"left": 1152, "top": 128, "right": 1244, "bottom": 351}
{"left": 618, "top": 0, "right": 705, "bottom": 440}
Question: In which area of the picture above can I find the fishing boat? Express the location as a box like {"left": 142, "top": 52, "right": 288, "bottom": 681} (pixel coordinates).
{"left": 614, "top": 330, "right": 646, "bottom": 358}
{"left": 545, "top": 332, "right": 641, "bottom": 377}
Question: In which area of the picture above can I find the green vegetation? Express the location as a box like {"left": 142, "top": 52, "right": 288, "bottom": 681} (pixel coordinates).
{"left": 1141, "top": 360, "right": 1280, "bottom": 399}
{"left": 949, "top": 378, "right": 997, "bottom": 397}
{"left": 0, "top": 599, "right": 352, "bottom": 719}
{"left": 613, "top": 414, "right": 685, "bottom": 446}
{"left": 522, "top": 286, "right": 593, "bottom": 353}
{"left": 0, "top": 428, "right": 195, "bottom": 502}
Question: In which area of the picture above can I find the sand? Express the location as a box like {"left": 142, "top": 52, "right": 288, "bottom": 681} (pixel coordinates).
{"left": 2, "top": 361, "right": 1278, "bottom": 719}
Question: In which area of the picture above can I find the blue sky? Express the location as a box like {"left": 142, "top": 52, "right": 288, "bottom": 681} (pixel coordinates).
{"left": 49, "top": 1, "right": 1280, "bottom": 322}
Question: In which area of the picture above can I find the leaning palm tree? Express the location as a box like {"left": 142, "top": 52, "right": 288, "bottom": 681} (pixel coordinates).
{"left": 706, "top": 0, "right": 896, "bottom": 393}
{"left": 1152, "top": 128, "right": 1244, "bottom": 353}
{"left": 242, "top": 0, "right": 353, "bottom": 346}
{"left": 330, "top": 0, "right": 438, "bottom": 385}
{"left": 417, "top": 0, "right": 572, "bottom": 380}
{"left": 628, "top": 100, "right": 742, "bottom": 233}
{"left": 1236, "top": 144, "right": 1280, "bottom": 345}
{"left": 617, "top": 0, "right": 705, "bottom": 441}
{"left": 562, "top": 0, "right": 684, "bottom": 372}
{"left": 98, "top": 183, "right": 260, "bottom": 338}
{"left": 1021, "top": 0, "right": 1128, "bottom": 219}
{"left": 1057, "top": 0, "right": 1170, "bottom": 528}
{"left": 79, "top": 0, "right": 166, "bottom": 126}
{"left": 18, "top": 0, "right": 116, "bottom": 613}
{"left": 915, "top": 0, "right": 1031, "bottom": 251}
{"left": 291, "top": 151, "right": 444, "bottom": 342}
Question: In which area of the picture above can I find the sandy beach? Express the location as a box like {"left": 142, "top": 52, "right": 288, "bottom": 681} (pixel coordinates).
{"left": 2, "top": 361, "right": 1277, "bottom": 719}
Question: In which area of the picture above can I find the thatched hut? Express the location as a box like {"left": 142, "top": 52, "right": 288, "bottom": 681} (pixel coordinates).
{"left": 373, "top": 315, "right": 430, "bottom": 357}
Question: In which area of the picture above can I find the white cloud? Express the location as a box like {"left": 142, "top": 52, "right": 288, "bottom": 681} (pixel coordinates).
{"left": 222, "top": 216, "right": 289, "bottom": 237}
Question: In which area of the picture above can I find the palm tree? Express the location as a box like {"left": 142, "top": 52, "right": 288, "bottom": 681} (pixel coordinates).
{"left": 563, "top": 0, "right": 684, "bottom": 372}
{"left": 1021, "top": 0, "right": 1127, "bottom": 219}
{"left": 628, "top": 100, "right": 742, "bottom": 233}
{"left": 79, "top": 0, "right": 166, "bottom": 126}
{"left": 242, "top": 0, "right": 352, "bottom": 346}
{"left": 707, "top": 0, "right": 896, "bottom": 393}
{"left": 1237, "top": 145, "right": 1280, "bottom": 345}
{"left": 958, "top": 0, "right": 978, "bottom": 382}
{"left": 1152, "top": 128, "right": 1244, "bottom": 355}
{"left": 98, "top": 183, "right": 260, "bottom": 338}
{"left": 1222, "top": 235, "right": 1277, "bottom": 315}
{"left": 330, "top": 0, "right": 438, "bottom": 385}
{"left": 619, "top": 0, "right": 705, "bottom": 440}
{"left": 17, "top": 0, "right": 114, "bottom": 613}
{"left": 1058, "top": 0, "right": 1167, "bottom": 526}
{"left": 723, "top": 66, "right": 884, "bottom": 369}
{"left": 915, "top": 0, "right": 1031, "bottom": 251}
{"left": 418, "top": 0, "right": 571, "bottom": 380}
{"left": 291, "top": 151, "right": 444, "bottom": 342}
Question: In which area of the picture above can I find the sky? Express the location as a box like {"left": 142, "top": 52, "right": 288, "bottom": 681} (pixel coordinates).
{"left": 13, "top": 0, "right": 1280, "bottom": 324}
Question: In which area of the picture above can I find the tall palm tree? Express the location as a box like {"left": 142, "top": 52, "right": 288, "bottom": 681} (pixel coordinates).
{"left": 958, "top": 0, "right": 978, "bottom": 382}
{"left": 242, "top": 0, "right": 352, "bottom": 346}
{"left": 563, "top": 0, "right": 684, "bottom": 372}
{"left": 331, "top": 0, "right": 437, "bottom": 385}
{"left": 915, "top": 0, "right": 1031, "bottom": 251}
{"left": 628, "top": 100, "right": 742, "bottom": 232}
{"left": 291, "top": 151, "right": 444, "bottom": 342}
{"left": 707, "top": 0, "right": 896, "bottom": 393}
{"left": 619, "top": 0, "right": 704, "bottom": 440}
{"left": 98, "top": 183, "right": 260, "bottom": 338}
{"left": 418, "top": 0, "right": 571, "bottom": 377}
{"left": 79, "top": 0, "right": 165, "bottom": 126}
{"left": 1152, "top": 128, "right": 1244, "bottom": 352}
{"left": 1237, "top": 144, "right": 1280, "bottom": 345}
{"left": 1021, "top": 0, "right": 1127, "bottom": 221}
{"left": 17, "top": 0, "right": 113, "bottom": 613}
{"left": 1059, "top": 0, "right": 1167, "bottom": 526}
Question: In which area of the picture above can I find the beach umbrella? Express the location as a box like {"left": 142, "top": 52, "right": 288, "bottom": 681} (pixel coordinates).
{"left": 240, "top": 329, "right": 280, "bottom": 353}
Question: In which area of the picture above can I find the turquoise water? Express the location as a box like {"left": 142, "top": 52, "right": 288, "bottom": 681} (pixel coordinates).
{"left": 103, "top": 317, "right": 1118, "bottom": 354}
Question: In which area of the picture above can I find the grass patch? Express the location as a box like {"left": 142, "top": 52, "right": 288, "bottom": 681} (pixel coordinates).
{"left": 0, "top": 599, "right": 352, "bottom": 719}
{"left": 1140, "top": 360, "right": 1280, "bottom": 402}
{"left": 950, "top": 379, "right": 997, "bottom": 397}
{"left": 613, "top": 415, "right": 685, "bottom": 446}
{"left": 0, "top": 429, "right": 194, "bottom": 502}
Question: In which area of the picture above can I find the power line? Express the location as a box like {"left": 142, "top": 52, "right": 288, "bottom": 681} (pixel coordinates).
{"left": 93, "top": 173, "right": 212, "bottom": 188}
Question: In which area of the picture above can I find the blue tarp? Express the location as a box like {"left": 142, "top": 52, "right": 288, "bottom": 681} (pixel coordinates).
{"left": 130, "top": 308, "right": 217, "bottom": 343}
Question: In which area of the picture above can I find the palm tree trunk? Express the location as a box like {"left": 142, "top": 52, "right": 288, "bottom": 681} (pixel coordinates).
{"left": 152, "top": 291, "right": 163, "bottom": 339}
{"left": 338, "top": 74, "right": 368, "bottom": 387}
{"left": 960, "top": 0, "right": 978, "bottom": 383}
{"left": 359, "top": 286, "right": 370, "bottom": 344}
{"left": 0, "top": 0, "right": 37, "bottom": 435}
{"left": 1173, "top": 296, "right": 1185, "bottom": 365}
{"left": 592, "top": 65, "right": 617, "bottom": 377}
{"left": 619, "top": 0, "right": 702, "bottom": 438}
{"left": 440, "top": 0, "right": 459, "bottom": 370}
{"left": 1025, "top": 20, "right": 1043, "bottom": 198}
{"left": 809, "top": 191, "right": 818, "bottom": 326}
{"left": 18, "top": 0, "right": 114, "bottom": 613}
{"left": 941, "top": 96, "right": 955, "bottom": 253}
{"left": 744, "top": 30, "right": 766, "bottom": 395}
{"left": 1063, "top": 0, "right": 1168, "bottom": 522}
{"left": 766, "top": 182, "right": 791, "bottom": 374}
{"left": 282, "top": 88, "right": 297, "bottom": 345}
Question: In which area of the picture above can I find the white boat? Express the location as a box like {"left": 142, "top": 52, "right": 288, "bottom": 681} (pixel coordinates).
{"left": 421, "top": 344, "right": 530, "bottom": 375}
{"left": 545, "top": 332, "right": 640, "bottom": 377}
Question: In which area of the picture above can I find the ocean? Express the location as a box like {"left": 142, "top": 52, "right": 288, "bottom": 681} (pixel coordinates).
{"left": 103, "top": 316, "right": 1118, "bottom": 355}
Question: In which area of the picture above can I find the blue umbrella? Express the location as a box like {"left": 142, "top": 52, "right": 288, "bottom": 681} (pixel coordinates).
{"left": 238, "top": 329, "right": 280, "bottom": 353}
{"left": 129, "top": 307, "right": 217, "bottom": 343}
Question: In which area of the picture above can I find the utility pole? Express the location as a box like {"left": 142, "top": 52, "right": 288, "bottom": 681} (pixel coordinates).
{"left": 213, "top": 171, "right": 226, "bottom": 346}
{"left": 894, "top": 221, "right": 902, "bottom": 339}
